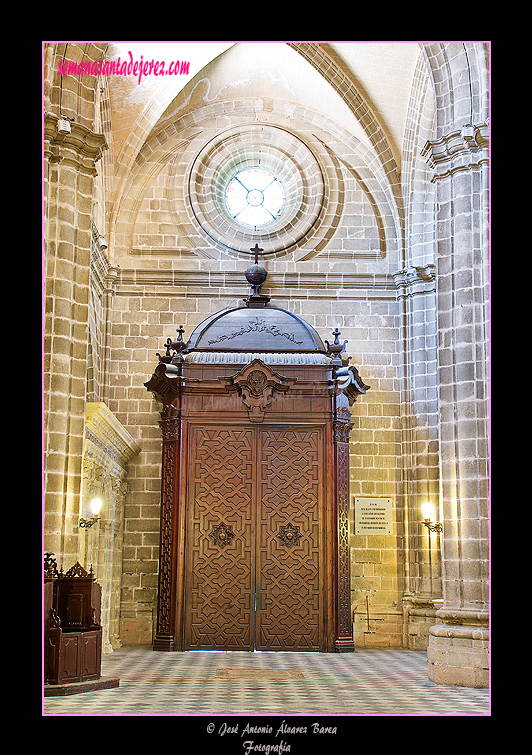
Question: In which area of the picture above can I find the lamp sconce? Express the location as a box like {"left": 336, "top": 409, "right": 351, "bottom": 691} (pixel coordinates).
{"left": 421, "top": 503, "right": 442, "bottom": 533}
{"left": 58, "top": 114, "right": 74, "bottom": 134}
{"left": 79, "top": 498, "right": 103, "bottom": 529}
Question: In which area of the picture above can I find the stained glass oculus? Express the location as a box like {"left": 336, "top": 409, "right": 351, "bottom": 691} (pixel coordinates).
{"left": 225, "top": 168, "right": 285, "bottom": 227}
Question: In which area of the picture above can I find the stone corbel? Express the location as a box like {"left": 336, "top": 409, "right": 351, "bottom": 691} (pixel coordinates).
{"left": 393, "top": 265, "right": 436, "bottom": 299}
{"left": 421, "top": 121, "right": 489, "bottom": 180}
{"left": 221, "top": 359, "right": 295, "bottom": 423}
{"left": 44, "top": 111, "right": 108, "bottom": 174}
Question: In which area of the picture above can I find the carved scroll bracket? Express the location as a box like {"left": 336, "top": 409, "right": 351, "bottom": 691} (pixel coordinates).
{"left": 145, "top": 362, "right": 181, "bottom": 408}
{"left": 334, "top": 365, "right": 371, "bottom": 405}
{"left": 221, "top": 359, "right": 295, "bottom": 423}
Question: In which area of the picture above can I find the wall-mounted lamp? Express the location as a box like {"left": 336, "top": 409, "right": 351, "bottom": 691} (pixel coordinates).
{"left": 421, "top": 503, "right": 442, "bottom": 533}
{"left": 57, "top": 114, "right": 74, "bottom": 134}
{"left": 80, "top": 498, "right": 102, "bottom": 529}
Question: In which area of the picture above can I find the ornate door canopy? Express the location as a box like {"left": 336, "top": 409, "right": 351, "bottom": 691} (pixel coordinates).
{"left": 144, "top": 255, "right": 369, "bottom": 652}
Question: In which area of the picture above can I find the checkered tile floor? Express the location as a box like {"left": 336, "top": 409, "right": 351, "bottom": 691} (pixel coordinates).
{"left": 43, "top": 647, "right": 489, "bottom": 717}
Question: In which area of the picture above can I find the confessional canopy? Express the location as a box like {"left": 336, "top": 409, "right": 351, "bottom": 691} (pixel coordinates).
{"left": 185, "top": 304, "right": 326, "bottom": 354}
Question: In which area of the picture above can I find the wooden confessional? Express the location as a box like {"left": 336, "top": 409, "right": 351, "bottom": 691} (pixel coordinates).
{"left": 44, "top": 554, "right": 103, "bottom": 685}
{"left": 145, "top": 261, "right": 369, "bottom": 652}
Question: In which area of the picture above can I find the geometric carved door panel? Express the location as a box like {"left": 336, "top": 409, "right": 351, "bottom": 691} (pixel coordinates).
{"left": 257, "top": 428, "right": 323, "bottom": 650}
{"left": 185, "top": 425, "right": 324, "bottom": 651}
{"left": 186, "top": 427, "right": 255, "bottom": 650}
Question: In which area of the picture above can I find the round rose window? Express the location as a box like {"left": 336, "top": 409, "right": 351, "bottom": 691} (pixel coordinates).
{"left": 225, "top": 168, "right": 285, "bottom": 228}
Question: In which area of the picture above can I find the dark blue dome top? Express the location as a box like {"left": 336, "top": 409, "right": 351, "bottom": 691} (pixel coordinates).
{"left": 185, "top": 305, "right": 326, "bottom": 353}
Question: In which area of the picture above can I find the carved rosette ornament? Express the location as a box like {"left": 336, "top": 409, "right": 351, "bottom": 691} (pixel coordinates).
{"left": 210, "top": 522, "right": 236, "bottom": 548}
{"left": 221, "top": 359, "right": 295, "bottom": 423}
{"left": 276, "top": 523, "right": 303, "bottom": 549}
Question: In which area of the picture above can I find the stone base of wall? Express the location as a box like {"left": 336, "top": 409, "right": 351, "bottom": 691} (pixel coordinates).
{"left": 119, "top": 616, "right": 154, "bottom": 646}
{"left": 427, "top": 624, "right": 489, "bottom": 688}
{"left": 405, "top": 613, "right": 436, "bottom": 651}
{"left": 353, "top": 610, "right": 403, "bottom": 648}
{"left": 402, "top": 597, "right": 442, "bottom": 651}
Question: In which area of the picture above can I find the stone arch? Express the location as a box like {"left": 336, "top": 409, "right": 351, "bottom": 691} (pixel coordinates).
{"left": 106, "top": 42, "right": 415, "bottom": 259}
{"left": 421, "top": 42, "right": 489, "bottom": 137}
{"left": 109, "top": 98, "right": 403, "bottom": 266}
{"left": 288, "top": 43, "right": 404, "bottom": 223}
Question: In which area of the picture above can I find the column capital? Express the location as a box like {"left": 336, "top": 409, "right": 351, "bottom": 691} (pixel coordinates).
{"left": 44, "top": 111, "right": 107, "bottom": 172}
{"left": 392, "top": 264, "right": 436, "bottom": 299}
{"left": 422, "top": 121, "right": 489, "bottom": 180}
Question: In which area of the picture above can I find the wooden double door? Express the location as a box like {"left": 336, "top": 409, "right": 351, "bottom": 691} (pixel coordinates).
{"left": 184, "top": 424, "right": 328, "bottom": 651}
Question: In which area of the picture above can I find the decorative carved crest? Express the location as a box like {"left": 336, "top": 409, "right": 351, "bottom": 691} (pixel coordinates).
{"left": 221, "top": 359, "right": 295, "bottom": 423}
{"left": 63, "top": 562, "right": 94, "bottom": 579}
{"left": 44, "top": 552, "right": 59, "bottom": 579}
{"left": 247, "top": 370, "right": 268, "bottom": 396}
{"left": 207, "top": 316, "right": 303, "bottom": 346}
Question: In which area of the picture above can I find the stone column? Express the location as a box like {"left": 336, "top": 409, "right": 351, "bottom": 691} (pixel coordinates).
{"left": 394, "top": 265, "right": 441, "bottom": 649}
{"left": 422, "top": 122, "right": 489, "bottom": 687}
{"left": 43, "top": 112, "right": 107, "bottom": 564}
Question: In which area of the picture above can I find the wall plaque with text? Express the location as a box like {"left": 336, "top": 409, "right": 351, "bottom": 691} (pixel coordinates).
{"left": 354, "top": 497, "right": 393, "bottom": 535}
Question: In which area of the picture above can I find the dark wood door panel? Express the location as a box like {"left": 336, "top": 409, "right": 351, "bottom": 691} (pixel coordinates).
{"left": 185, "top": 425, "right": 325, "bottom": 651}
{"left": 186, "top": 426, "right": 255, "bottom": 650}
{"left": 257, "top": 428, "right": 324, "bottom": 650}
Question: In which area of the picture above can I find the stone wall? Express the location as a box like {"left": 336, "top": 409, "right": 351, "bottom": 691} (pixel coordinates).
{"left": 104, "top": 269, "right": 408, "bottom": 646}
{"left": 42, "top": 43, "right": 489, "bottom": 682}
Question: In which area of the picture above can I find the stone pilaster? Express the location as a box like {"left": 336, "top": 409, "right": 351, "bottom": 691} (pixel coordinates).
{"left": 43, "top": 112, "right": 107, "bottom": 563}
{"left": 422, "top": 122, "right": 489, "bottom": 687}
{"left": 394, "top": 265, "right": 441, "bottom": 648}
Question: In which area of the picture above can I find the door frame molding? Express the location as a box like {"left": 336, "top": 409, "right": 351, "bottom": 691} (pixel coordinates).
{"left": 147, "top": 358, "right": 356, "bottom": 652}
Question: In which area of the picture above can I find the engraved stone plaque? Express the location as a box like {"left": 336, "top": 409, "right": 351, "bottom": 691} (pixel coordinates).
{"left": 354, "top": 497, "right": 393, "bottom": 535}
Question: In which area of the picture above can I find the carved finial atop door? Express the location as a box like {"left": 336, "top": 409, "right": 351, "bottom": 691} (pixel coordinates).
{"left": 245, "top": 245, "right": 270, "bottom": 308}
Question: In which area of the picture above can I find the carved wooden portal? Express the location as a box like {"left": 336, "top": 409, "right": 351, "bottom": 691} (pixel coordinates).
{"left": 145, "top": 300, "right": 369, "bottom": 652}
{"left": 188, "top": 425, "right": 324, "bottom": 651}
